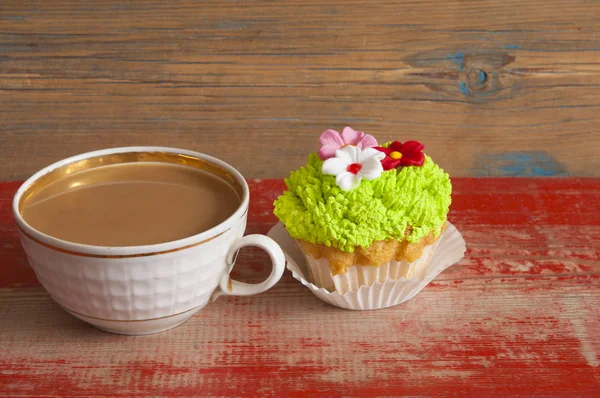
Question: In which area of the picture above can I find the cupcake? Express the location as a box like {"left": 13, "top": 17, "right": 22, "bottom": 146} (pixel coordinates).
{"left": 273, "top": 126, "right": 453, "bottom": 296}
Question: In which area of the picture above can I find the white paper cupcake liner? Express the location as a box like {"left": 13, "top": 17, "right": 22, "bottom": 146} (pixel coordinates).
{"left": 267, "top": 222, "right": 466, "bottom": 310}
{"left": 304, "top": 238, "right": 441, "bottom": 294}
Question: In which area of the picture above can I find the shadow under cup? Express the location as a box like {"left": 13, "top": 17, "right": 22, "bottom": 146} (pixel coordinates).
{"left": 12, "top": 147, "right": 286, "bottom": 335}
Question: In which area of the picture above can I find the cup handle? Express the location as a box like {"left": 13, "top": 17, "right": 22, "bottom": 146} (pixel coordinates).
{"left": 216, "top": 234, "right": 285, "bottom": 298}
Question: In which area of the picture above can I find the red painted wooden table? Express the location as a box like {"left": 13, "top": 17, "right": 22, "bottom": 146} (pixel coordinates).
{"left": 1, "top": 178, "right": 599, "bottom": 396}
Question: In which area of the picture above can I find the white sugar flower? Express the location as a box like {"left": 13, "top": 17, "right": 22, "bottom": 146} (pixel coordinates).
{"left": 322, "top": 145, "right": 385, "bottom": 191}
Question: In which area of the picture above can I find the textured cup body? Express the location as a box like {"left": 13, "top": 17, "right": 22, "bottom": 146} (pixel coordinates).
{"left": 20, "top": 217, "right": 246, "bottom": 321}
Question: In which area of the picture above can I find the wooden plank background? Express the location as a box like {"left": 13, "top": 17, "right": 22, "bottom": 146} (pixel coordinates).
{"left": 1, "top": 0, "right": 599, "bottom": 180}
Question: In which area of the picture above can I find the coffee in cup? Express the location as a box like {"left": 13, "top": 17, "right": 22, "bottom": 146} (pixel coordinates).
{"left": 21, "top": 161, "right": 242, "bottom": 246}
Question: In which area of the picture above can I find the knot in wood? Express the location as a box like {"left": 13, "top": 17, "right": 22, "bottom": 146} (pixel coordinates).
{"left": 466, "top": 68, "right": 488, "bottom": 90}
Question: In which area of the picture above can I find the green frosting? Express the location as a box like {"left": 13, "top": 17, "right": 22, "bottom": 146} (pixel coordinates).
{"left": 273, "top": 153, "right": 452, "bottom": 252}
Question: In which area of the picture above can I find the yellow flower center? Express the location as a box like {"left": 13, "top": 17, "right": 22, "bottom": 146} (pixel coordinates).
{"left": 390, "top": 151, "right": 403, "bottom": 160}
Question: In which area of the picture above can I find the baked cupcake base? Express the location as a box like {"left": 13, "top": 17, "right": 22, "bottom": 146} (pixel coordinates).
{"left": 304, "top": 239, "right": 440, "bottom": 294}
{"left": 297, "top": 223, "right": 446, "bottom": 294}
{"left": 267, "top": 221, "right": 466, "bottom": 310}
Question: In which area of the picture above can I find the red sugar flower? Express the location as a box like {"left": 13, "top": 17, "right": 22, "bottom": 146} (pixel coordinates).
{"left": 374, "top": 141, "right": 425, "bottom": 170}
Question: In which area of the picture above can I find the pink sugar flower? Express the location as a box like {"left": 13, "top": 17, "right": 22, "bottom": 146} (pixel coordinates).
{"left": 318, "top": 126, "right": 378, "bottom": 160}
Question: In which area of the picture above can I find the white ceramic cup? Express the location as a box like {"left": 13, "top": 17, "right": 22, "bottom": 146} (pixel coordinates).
{"left": 12, "top": 147, "right": 286, "bottom": 335}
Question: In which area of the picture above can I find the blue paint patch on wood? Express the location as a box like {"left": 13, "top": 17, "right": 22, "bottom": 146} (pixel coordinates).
{"left": 473, "top": 151, "right": 568, "bottom": 177}
{"left": 0, "top": 15, "right": 25, "bottom": 21}
{"left": 446, "top": 52, "right": 465, "bottom": 70}
{"left": 506, "top": 44, "right": 520, "bottom": 49}
{"left": 477, "top": 70, "right": 486, "bottom": 84}
{"left": 459, "top": 82, "right": 468, "bottom": 95}
{"left": 217, "top": 20, "right": 247, "bottom": 30}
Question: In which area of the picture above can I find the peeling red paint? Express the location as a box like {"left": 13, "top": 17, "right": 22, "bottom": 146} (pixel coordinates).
{"left": 1, "top": 178, "right": 599, "bottom": 396}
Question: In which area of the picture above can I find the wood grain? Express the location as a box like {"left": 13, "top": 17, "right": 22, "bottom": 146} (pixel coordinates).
{"left": 1, "top": 1, "right": 600, "bottom": 180}
{"left": 1, "top": 178, "right": 599, "bottom": 396}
